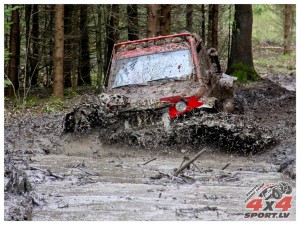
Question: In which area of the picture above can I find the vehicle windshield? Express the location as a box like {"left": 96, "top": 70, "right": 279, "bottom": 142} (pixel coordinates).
{"left": 111, "top": 49, "right": 193, "bottom": 88}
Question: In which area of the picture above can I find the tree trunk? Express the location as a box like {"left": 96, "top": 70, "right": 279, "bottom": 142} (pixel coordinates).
{"left": 78, "top": 5, "right": 91, "bottom": 86}
{"left": 127, "top": 4, "right": 139, "bottom": 40}
{"left": 53, "top": 4, "right": 64, "bottom": 98}
{"left": 160, "top": 4, "right": 171, "bottom": 36}
{"left": 208, "top": 4, "right": 218, "bottom": 49}
{"left": 147, "top": 4, "right": 160, "bottom": 38}
{"left": 46, "top": 5, "right": 55, "bottom": 87}
{"left": 31, "top": 4, "right": 39, "bottom": 86}
{"left": 63, "top": 5, "right": 72, "bottom": 88}
{"left": 105, "top": 4, "right": 119, "bottom": 85}
{"left": 185, "top": 5, "right": 193, "bottom": 32}
{"left": 25, "top": 5, "right": 32, "bottom": 84}
{"left": 71, "top": 5, "right": 79, "bottom": 90}
{"left": 226, "top": 4, "right": 257, "bottom": 81}
{"left": 95, "top": 5, "right": 103, "bottom": 87}
{"left": 6, "top": 7, "right": 20, "bottom": 96}
{"left": 283, "top": 4, "right": 292, "bottom": 55}
{"left": 201, "top": 4, "right": 206, "bottom": 44}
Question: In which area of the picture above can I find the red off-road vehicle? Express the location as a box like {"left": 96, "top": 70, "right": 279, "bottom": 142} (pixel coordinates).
{"left": 101, "top": 32, "right": 236, "bottom": 130}
{"left": 65, "top": 33, "right": 274, "bottom": 153}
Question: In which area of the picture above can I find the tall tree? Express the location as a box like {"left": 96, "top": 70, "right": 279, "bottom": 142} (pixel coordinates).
{"left": 185, "top": 4, "right": 193, "bottom": 32}
{"left": 25, "top": 5, "right": 32, "bottom": 85}
{"left": 94, "top": 5, "right": 103, "bottom": 87}
{"left": 208, "top": 4, "right": 218, "bottom": 49}
{"left": 127, "top": 4, "right": 139, "bottom": 40}
{"left": 283, "top": 4, "right": 292, "bottom": 55}
{"left": 146, "top": 4, "right": 160, "bottom": 38}
{"left": 45, "top": 5, "right": 55, "bottom": 87}
{"left": 53, "top": 4, "right": 64, "bottom": 98}
{"left": 78, "top": 5, "right": 91, "bottom": 85}
{"left": 201, "top": 5, "right": 206, "bottom": 44}
{"left": 6, "top": 6, "right": 20, "bottom": 96}
{"left": 71, "top": 5, "right": 79, "bottom": 90}
{"left": 160, "top": 4, "right": 171, "bottom": 36}
{"left": 63, "top": 5, "right": 72, "bottom": 88}
{"left": 226, "top": 4, "right": 257, "bottom": 81}
{"left": 105, "top": 4, "right": 119, "bottom": 83}
{"left": 30, "top": 4, "right": 39, "bottom": 86}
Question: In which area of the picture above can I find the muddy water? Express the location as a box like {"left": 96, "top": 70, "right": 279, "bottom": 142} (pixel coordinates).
{"left": 29, "top": 132, "right": 295, "bottom": 221}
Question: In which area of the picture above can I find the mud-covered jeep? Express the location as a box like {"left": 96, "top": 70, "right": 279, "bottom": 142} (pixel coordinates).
{"left": 64, "top": 33, "right": 273, "bottom": 152}
{"left": 103, "top": 33, "right": 236, "bottom": 129}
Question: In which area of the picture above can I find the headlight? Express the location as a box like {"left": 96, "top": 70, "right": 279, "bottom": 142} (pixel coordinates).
{"left": 175, "top": 101, "right": 187, "bottom": 112}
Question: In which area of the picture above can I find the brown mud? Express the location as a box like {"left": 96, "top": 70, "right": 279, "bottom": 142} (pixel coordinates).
{"left": 4, "top": 75, "right": 295, "bottom": 220}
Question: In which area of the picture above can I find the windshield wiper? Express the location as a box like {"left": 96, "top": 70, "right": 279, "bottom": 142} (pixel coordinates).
{"left": 147, "top": 77, "right": 177, "bottom": 83}
{"left": 113, "top": 83, "right": 147, "bottom": 88}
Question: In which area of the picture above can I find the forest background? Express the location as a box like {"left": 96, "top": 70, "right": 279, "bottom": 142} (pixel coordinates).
{"left": 2, "top": 2, "right": 296, "bottom": 110}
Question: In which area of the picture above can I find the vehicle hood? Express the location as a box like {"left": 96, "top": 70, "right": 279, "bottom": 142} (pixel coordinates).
{"left": 106, "top": 79, "right": 204, "bottom": 111}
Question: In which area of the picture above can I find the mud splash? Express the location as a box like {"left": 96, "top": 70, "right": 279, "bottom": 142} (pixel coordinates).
{"left": 102, "top": 111, "right": 275, "bottom": 154}
{"left": 64, "top": 95, "right": 275, "bottom": 154}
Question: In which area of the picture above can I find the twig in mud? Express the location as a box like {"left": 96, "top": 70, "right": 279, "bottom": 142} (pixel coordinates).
{"left": 142, "top": 157, "right": 157, "bottom": 166}
{"left": 30, "top": 166, "right": 64, "bottom": 179}
{"left": 192, "top": 163, "right": 201, "bottom": 172}
{"left": 181, "top": 174, "right": 196, "bottom": 180}
{"left": 174, "top": 148, "right": 207, "bottom": 176}
{"left": 221, "top": 162, "right": 231, "bottom": 170}
{"left": 158, "top": 171, "right": 185, "bottom": 182}
{"left": 75, "top": 166, "right": 97, "bottom": 176}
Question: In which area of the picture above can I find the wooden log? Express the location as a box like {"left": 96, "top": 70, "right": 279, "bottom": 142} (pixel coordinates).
{"left": 174, "top": 148, "right": 207, "bottom": 176}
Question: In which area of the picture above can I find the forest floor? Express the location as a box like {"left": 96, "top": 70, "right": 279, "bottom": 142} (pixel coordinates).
{"left": 4, "top": 48, "right": 296, "bottom": 221}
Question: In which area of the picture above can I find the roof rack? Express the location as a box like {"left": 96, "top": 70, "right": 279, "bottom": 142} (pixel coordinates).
{"left": 114, "top": 33, "right": 191, "bottom": 48}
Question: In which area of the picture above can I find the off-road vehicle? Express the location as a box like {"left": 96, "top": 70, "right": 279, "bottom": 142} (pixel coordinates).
{"left": 103, "top": 33, "right": 236, "bottom": 130}
{"left": 64, "top": 33, "right": 273, "bottom": 152}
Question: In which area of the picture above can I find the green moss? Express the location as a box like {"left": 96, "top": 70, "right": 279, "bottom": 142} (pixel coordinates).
{"left": 229, "top": 63, "right": 260, "bottom": 82}
{"left": 64, "top": 88, "right": 78, "bottom": 97}
{"left": 42, "top": 97, "right": 64, "bottom": 112}
{"left": 24, "top": 96, "right": 41, "bottom": 107}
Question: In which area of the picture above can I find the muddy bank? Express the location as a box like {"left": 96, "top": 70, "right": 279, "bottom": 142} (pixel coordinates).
{"left": 4, "top": 111, "right": 65, "bottom": 220}
{"left": 235, "top": 79, "right": 296, "bottom": 179}
{"left": 4, "top": 77, "right": 296, "bottom": 220}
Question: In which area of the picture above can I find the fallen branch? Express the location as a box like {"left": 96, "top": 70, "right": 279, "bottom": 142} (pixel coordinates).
{"left": 142, "top": 157, "right": 157, "bottom": 166}
{"left": 221, "top": 162, "right": 231, "bottom": 170}
{"left": 29, "top": 166, "right": 64, "bottom": 179}
{"left": 179, "top": 156, "right": 189, "bottom": 168}
{"left": 174, "top": 148, "right": 207, "bottom": 176}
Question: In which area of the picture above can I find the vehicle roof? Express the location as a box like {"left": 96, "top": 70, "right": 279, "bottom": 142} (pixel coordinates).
{"left": 114, "top": 33, "right": 192, "bottom": 48}
{"left": 113, "top": 33, "right": 192, "bottom": 59}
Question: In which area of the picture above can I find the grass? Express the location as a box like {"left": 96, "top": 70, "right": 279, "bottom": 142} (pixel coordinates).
{"left": 7, "top": 95, "right": 64, "bottom": 113}
{"left": 253, "top": 46, "right": 296, "bottom": 75}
